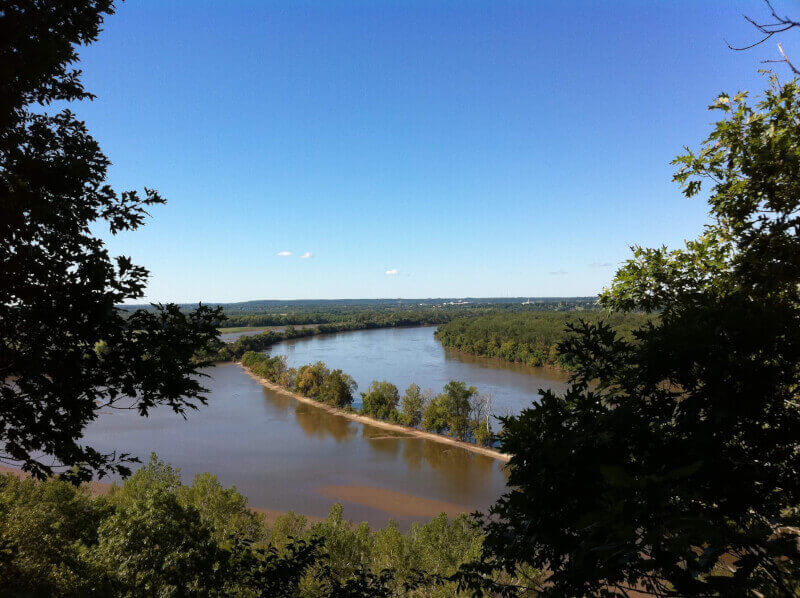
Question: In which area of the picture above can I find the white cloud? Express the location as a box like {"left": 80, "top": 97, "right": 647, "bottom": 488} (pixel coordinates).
{"left": 300, "top": 252, "right": 313, "bottom": 259}
{"left": 548, "top": 269, "right": 568, "bottom": 275}
{"left": 277, "top": 251, "right": 292, "bottom": 257}
{"left": 385, "top": 268, "right": 399, "bottom": 276}
{"left": 588, "top": 262, "right": 612, "bottom": 268}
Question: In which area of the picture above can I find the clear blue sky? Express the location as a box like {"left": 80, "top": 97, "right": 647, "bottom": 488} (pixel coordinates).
{"left": 73, "top": 0, "right": 796, "bottom": 302}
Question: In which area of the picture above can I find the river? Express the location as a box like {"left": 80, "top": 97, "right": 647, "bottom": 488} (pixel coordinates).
{"left": 81, "top": 326, "right": 569, "bottom": 528}
{"left": 267, "top": 325, "right": 569, "bottom": 416}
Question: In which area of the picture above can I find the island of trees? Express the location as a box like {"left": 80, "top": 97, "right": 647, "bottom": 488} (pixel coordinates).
{"left": 241, "top": 352, "right": 495, "bottom": 447}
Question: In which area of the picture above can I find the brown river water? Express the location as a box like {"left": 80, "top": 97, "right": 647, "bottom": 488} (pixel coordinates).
{"left": 81, "top": 327, "right": 569, "bottom": 528}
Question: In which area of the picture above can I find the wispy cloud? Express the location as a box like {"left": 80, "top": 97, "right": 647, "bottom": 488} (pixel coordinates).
{"left": 277, "top": 251, "right": 292, "bottom": 257}
{"left": 300, "top": 252, "right": 313, "bottom": 259}
{"left": 548, "top": 269, "right": 568, "bottom": 276}
{"left": 588, "top": 262, "right": 612, "bottom": 268}
{"left": 385, "top": 268, "right": 399, "bottom": 276}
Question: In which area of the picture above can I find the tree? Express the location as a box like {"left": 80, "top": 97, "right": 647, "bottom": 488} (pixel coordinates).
{"left": 728, "top": 0, "right": 800, "bottom": 75}
{"left": 319, "top": 369, "right": 357, "bottom": 408}
{"left": 295, "top": 362, "right": 330, "bottom": 398}
{"left": 469, "top": 392, "right": 493, "bottom": 446}
{"left": 441, "top": 381, "right": 477, "bottom": 442}
{"left": 475, "top": 78, "right": 800, "bottom": 596}
{"left": 92, "top": 488, "right": 227, "bottom": 596}
{"left": 360, "top": 381, "right": 400, "bottom": 421}
{"left": 399, "top": 384, "right": 426, "bottom": 427}
{"left": 422, "top": 393, "right": 450, "bottom": 435}
{"left": 0, "top": 474, "right": 109, "bottom": 595}
{"left": 0, "top": 1, "right": 223, "bottom": 482}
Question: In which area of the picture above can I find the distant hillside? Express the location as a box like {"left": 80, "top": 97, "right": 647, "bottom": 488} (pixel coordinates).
{"left": 121, "top": 296, "right": 598, "bottom": 313}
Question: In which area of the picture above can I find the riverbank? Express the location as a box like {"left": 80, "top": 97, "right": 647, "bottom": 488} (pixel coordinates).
{"left": 240, "top": 363, "right": 512, "bottom": 462}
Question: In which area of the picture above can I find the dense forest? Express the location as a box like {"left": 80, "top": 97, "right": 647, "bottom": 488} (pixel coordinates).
{"left": 0, "top": 456, "right": 523, "bottom": 596}
{"left": 435, "top": 311, "right": 653, "bottom": 368}
{"left": 213, "top": 298, "right": 599, "bottom": 329}
{"left": 241, "top": 352, "right": 495, "bottom": 446}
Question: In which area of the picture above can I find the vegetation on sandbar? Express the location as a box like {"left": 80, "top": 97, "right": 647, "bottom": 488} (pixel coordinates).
{"left": 241, "top": 352, "right": 496, "bottom": 447}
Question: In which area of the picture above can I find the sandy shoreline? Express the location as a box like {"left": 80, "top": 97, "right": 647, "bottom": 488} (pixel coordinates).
{"left": 240, "top": 364, "right": 512, "bottom": 462}
{"left": 0, "top": 464, "right": 326, "bottom": 526}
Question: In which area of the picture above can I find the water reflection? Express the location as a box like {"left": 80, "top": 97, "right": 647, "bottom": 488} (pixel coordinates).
{"left": 270, "top": 326, "right": 570, "bottom": 416}
{"left": 292, "top": 402, "right": 358, "bottom": 443}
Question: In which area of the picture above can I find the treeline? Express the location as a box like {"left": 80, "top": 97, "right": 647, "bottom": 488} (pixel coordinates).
{"left": 222, "top": 307, "right": 474, "bottom": 329}
{"left": 241, "top": 352, "right": 495, "bottom": 447}
{"left": 1, "top": 455, "right": 535, "bottom": 596}
{"left": 435, "top": 310, "right": 653, "bottom": 368}
{"left": 215, "top": 299, "right": 600, "bottom": 329}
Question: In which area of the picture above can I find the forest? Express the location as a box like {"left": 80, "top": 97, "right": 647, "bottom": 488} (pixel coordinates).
{"left": 214, "top": 298, "right": 599, "bottom": 330}
{"left": 434, "top": 311, "right": 653, "bottom": 368}
{"left": 0, "top": 456, "right": 521, "bottom": 596}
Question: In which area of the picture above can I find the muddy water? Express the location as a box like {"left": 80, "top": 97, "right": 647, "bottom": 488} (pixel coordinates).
{"left": 81, "top": 327, "right": 569, "bottom": 528}
{"left": 268, "top": 325, "right": 569, "bottom": 416}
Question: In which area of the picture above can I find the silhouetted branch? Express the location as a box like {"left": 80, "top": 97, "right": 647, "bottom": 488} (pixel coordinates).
{"left": 727, "top": 1, "right": 800, "bottom": 75}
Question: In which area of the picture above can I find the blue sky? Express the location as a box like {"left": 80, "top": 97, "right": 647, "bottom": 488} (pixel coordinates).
{"left": 73, "top": 0, "right": 796, "bottom": 302}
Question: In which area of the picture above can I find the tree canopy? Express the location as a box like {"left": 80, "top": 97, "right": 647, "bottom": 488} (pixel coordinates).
{"left": 475, "top": 77, "right": 800, "bottom": 597}
{"left": 0, "top": 1, "right": 222, "bottom": 481}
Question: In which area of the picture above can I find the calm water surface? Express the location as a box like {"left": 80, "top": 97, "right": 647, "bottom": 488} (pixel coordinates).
{"left": 268, "top": 326, "right": 569, "bottom": 416}
{"left": 82, "top": 327, "right": 568, "bottom": 528}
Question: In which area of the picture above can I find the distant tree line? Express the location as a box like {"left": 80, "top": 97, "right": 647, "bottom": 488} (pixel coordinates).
{"left": 206, "top": 299, "right": 601, "bottom": 329}
{"left": 435, "top": 310, "right": 653, "bottom": 368}
{"left": 210, "top": 297, "right": 598, "bottom": 321}
{"left": 241, "top": 352, "right": 496, "bottom": 447}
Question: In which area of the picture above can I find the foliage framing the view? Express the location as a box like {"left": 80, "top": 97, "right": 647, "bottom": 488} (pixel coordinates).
{"left": 470, "top": 77, "right": 800, "bottom": 597}
{"left": 0, "top": 1, "right": 223, "bottom": 481}
{"left": 0, "top": 455, "right": 491, "bottom": 597}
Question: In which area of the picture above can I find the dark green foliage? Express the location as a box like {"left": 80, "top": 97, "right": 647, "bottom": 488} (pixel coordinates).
{"left": 242, "top": 352, "right": 357, "bottom": 408}
{"left": 241, "top": 351, "right": 290, "bottom": 385}
{"left": 223, "top": 327, "right": 311, "bottom": 361}
{"left": 421, "top": 382, "right": 483, "bottom": 443}
{"left": 209, "top": 297, "right": 599, "bottom": 329}
{"left": 0, "top": 474, "right": 110, "bottom": 596}
{"left": 93, "top": 489, "right": 228, "bottom": 596}
{"left": 319, "top": 370, "right": 358, "bottom": 408}
{"left": 435, "top": 310, "right": 652, "bottom": 367}
{"left": 440, "top": 381, "right": 476, "bottom": 441}
{"left": 229, "top": 536, "right": 323, "bottom": 597}
{"left": 360, "top": 381, "right": 401, "bottom": 421}
{"left": 0, "top": 455, "right": 491, "bottom": 597}
{"left": 422, "top": 394, "right": 450, "bottom": 435}
{"left": 478, "top": 78, "right": 800, "bottom": 597}
{"left": 241, "top": 353, "right": 498, "bottom": 447}
{"left": 0, "top": 1, "right": 223, "bottom": 482}
{"left": 399, "top": 384, "right": 426, "bottom": 427}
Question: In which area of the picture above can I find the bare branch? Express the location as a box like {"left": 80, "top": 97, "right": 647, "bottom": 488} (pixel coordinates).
{"left": 728, "top": 1, "right": 800, "bottom": 53}
{"left": 777, "top": 41, "right": 800, "bottom": 74}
